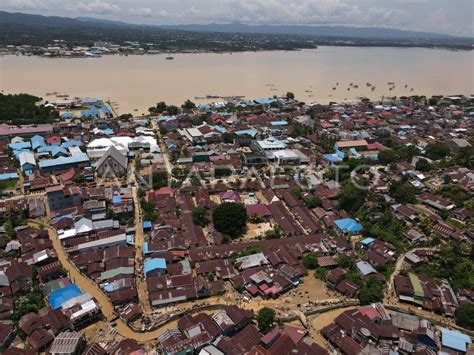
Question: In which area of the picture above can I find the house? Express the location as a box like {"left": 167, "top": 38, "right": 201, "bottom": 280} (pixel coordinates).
{"left": 144, "top": 258, "right": 167, "bottom": 278}
{"left": 356, "top": 261, "right": 377, "bottom": 277}
{"left": 49, "top": 331, "right": 85, "bottom": 355}
{"left": 391, "top": 204, "right": 418, "bottom": 222}
{"left": 18, "top": 151, "right": 36, "bottom": 174}
{"left": 39, "top": 153, "right": 90, "bottom": 173}
{"left": 404, "top": 229, "right": 427, "bottom": 244}
{"left": 46, "top": 185, "right": 82, "bottom": 212}
{"left": 0, "top": 323, "right": 13, "bottom": 350}
{"left": 95, "top": 145, "right": 128, "bottom": 178}
{"left": 419, "top": 192, "right": 455, "bottom": 210}
{"left": 334, "top": 218, "right": 363, "bottom": 235}
{"left": 28, "top": 198, "right": 46, "bottom": 217}
{"left": 440, "top": 328, "right": 471, "bottom": 353}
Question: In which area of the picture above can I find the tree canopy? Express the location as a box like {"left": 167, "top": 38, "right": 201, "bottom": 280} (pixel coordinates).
{"left": 425, "top": 143, "right": 451, "bottom": 161}
{"left": 256, "top": 307, "right": 276, "bottom": 334}
{"left": 212, "top": 202, "right": 248, "bottom": 238}
{"left": 181, "top": 99, "right": 196, "bottom": 110}
{"left": 0, "top": 93, "right": 58, "bottom": 124}
{"left": 455, "top": 303, "right": 474, "bottom": 330}
{"left": 192, "top": 206, "right": 208, "bottom": 227}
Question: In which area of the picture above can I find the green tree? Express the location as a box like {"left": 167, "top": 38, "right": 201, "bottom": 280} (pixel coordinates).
{"left": 314, "top": 267, "right": 328, "bottom": 280}
{"left": 337, "top": 180, "right": 368, "bottom": 213}
{"left": 455, "top": 303, "right": 474, "bottom": 329}
{"left": 192, "top": 206, "right": 208, "bottom": 227}
{"left": 182, "top": 99, "right": 196, "bottom": 110}
{"left": 166, "top": 105, "right": 179, "bottom": 115}
{"left": 302, "top": 253, "right": 318, "bottom": 270}
{"left": 415, "top": 158, "right": 432, "bottom": 172}
{"left": 290, "top": 187, "right": 302, "bottom": 199}
{"left": 303, "top": 195, "right": 320, "bottom": 209}
{"left": 425, "top": 143, "right": 450, "bottom": 160}
{"left": 285, "top": 92, "right": 295, "bottom": 100}
{"left": 256, "top": 307, "right": 276, "bottom": 334}
{"left": 152, "top": 170, "right": 169, "bottom": 189}
{"left": 358, "top": 278, "right": 384, "bottom": 305}
{"left": 389, "top": 179, "right": 418, "bottom": 204}
{"left": 72, "top": 174, "right": 86, "bottom": 184}
{"left": 156, "top": 101, "right": 167, "bottom": 113}
{"left": 212, "top": 202, "right": 248, "bottom": 238}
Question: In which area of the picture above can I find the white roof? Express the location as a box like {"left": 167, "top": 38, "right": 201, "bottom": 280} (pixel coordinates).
{"left": 188, "top": 128, "right": 203, "bottom": 137}
{"left": 75, "top": 218, "right": 93, "bottom": 234}
{"left": 59, "top": 228, "right": 77, "bottom": 240}
{"left": 273, "top": 149, "right": 300, "bottom": 159}
{"left": 19, "top": 151, "right": 36, "bottom": 166}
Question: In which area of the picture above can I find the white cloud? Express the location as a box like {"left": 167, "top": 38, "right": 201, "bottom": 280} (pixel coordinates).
{"left": 65, "top": 0, "right": 121, "bottom": 15}
{"left": 129, "top": 7, "right": 168, "bottom": 18}
{"left": 0, "top": 0, "right": 471, "bottom": 36}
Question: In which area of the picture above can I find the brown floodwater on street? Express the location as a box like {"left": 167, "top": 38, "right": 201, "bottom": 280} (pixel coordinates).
{"left": 1, "top": 47, "right": 473, "bottom": 115}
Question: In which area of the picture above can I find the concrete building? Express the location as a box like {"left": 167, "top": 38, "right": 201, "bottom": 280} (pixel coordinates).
{"left": 95, "top": 145, "right": 128, "bottom": 178}
{"left": 46, "top": 185, "right": 82, "bottom": 211}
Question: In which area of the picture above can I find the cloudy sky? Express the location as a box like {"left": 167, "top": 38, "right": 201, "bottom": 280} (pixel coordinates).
{"left": 2, "top": 0, "right": 473, "bottom": 36}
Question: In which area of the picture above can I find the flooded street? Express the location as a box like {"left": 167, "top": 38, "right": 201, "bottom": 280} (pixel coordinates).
{"left": 1, "top": 47, "right": 473, "bottom": 114}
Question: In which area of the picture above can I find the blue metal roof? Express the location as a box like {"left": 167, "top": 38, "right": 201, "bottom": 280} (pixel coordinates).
{"left": 356, "top": 261, "right": 377, "bottom": 276}
{"left": 254, "top": 98, "right": 277, "bottom": 105}
{"left": 323, "top": 154, "right": 342, "bottom": 163}
{"left": 441, "top": 328, "right": 471, "bottom": 352}
{"left": 235, "top": 129, "right": 257, "bottom": 138}
{"left": 157, "top": 115, "right": 177, "bottom": 122}
{"left": 9, "top": 141, "right": 31, "bottom": 150}
{"left": 144, "top": 258, "right": 167, "bottom": 273}
{"left": 142, "top": 221, "right": 152, "bottom": 229}
{"left": 61, "top": 112, "right": 74, "bottom": 119}
{"left": 48, "top": 284, "right": 83, "bottom": 309}
{"left": 0, "top": 172, "right": 19, "bottom": 181}
{"left": 39, "top": 153, "right": 89, "bottom": 169}
{"left": 213, "top": 125, "right": 227, "bottom": 133}
{"left": 334, "top": 218, "right": 363, "bottom": 233}
{"left": 31, "top": 135, "right": 46, "bottom": 150}
{"left": 361, "top": 237, "right": 375, "bottom": 245}
{"left": 61, "top": 140, "right": 83, "bottom": 148}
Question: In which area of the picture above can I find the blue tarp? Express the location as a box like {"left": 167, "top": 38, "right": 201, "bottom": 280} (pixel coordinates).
{"left": 48, "top": 284, "right": 83, "bottom": 310}
{"left": 112, "top": 195, "right": 122, "bottom": 204}
{"left": 143, "top": 221, "right": 152, "bottom": 229}
{"left": 270, "top": 121, "right": 288, "bottom": 126}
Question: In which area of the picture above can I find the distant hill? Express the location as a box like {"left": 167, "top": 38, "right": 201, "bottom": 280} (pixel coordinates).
{"left": 0, "top": 11, "right": 472, "bottom": 50}
{"left": 159, "top": 23, "right": 457, "bottom": 40}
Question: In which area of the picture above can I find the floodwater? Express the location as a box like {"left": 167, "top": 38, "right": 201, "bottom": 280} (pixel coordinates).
{"left": 1, "top": 47, "right": 473, "bottom": 114}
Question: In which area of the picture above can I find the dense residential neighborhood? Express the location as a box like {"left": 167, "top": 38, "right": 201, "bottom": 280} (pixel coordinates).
{"left": 0, "top": 92, "right": 472, "bottom": 354}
